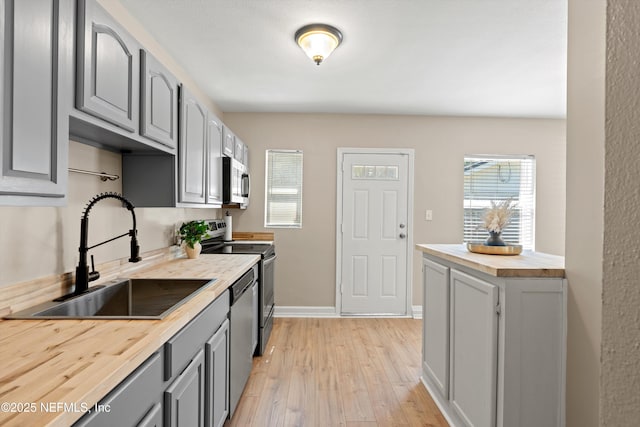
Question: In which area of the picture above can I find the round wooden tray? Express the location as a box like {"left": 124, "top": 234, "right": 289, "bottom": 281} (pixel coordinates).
{"left": 466, "top": 242, "right": 523, "bottom": 255}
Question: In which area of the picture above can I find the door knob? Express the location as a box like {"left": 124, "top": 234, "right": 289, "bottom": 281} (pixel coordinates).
{"left": 399, "top": 233, "right": 406, "bottom": 239}
{"left": 399, "top": 223, "right": 406, "bottom": 229}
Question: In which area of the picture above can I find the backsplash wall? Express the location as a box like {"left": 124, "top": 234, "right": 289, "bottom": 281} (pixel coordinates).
{"left": 0, "top": 141, "right": 220, "bottom": 288}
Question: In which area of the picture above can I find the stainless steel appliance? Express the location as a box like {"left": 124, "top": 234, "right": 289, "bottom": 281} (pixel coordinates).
{"left": 222, "top": 157, "right": 249, "bottom": 208}
{"left": 200, "top": 220, "right": 276, "bottom": 356}
{"left": 229, "top": 265, "right": 257, "bottom": 417}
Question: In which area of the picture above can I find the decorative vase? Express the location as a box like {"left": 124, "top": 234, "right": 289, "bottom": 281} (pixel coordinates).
{"left": 485, "top": 231, "right": 506, "bottom": 246}
{"left": 185, "top": 242, "right": 202, "bottom": 259}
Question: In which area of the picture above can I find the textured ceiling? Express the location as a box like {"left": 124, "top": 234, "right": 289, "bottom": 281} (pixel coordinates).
{"left": 119, "top": 0, "right": 567, "bottom": 118}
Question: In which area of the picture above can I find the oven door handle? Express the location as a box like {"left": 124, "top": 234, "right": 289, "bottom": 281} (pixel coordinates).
{"left": 264, "top": 254, "right": 277, "bottom": 266}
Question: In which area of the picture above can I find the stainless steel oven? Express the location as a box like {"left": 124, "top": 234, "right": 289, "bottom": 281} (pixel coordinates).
{"left": 259, "top": 250, "right": 276, "bottom": 355}
{"left": 199, "top": 219, "right": 275, "bottom": 356}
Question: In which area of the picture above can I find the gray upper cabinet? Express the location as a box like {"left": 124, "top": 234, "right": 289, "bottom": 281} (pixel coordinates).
{"left": 222, "top": 126, "right": 234, "bottom": 157}
{"left": 179, "top": 86, "right": 207, "bottom": 204}
{"left": 76, "top": 0, "right": 139, "bottom": 133}
{"left": 233, "top": 137, "right": 244, "bottom": 162}
{"left": 243, "top": 143, "right": 249, "bottom": 168}
{"left": 140, "top": 49, "right": 178, "bottom": 149}
{"left": 206, "top": 112, "right": 223, "bottom": 206}
{"left": 0, "top": 0, "right": 72, "bottom": 206}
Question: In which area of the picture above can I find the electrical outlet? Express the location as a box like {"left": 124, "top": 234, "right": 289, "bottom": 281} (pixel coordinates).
{"left": 425, "top": 210, "right": 433, "bottom": 221}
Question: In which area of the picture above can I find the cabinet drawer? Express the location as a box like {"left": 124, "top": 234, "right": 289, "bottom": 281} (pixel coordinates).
{"left": 164, "top": 290, "right": 229, "bottom": 380}
{"left": 74, "top": 351, "right": 163, "bottom": 427}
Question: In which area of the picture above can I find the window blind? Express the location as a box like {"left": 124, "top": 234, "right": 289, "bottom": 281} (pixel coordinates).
{"left": 463, "top": 155, "right": 535, "bottom": 249}
{"left": 265, "top": 150, "right": 303, "bottom": 228}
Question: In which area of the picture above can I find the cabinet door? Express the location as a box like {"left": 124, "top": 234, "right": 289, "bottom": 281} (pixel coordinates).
{"left": 74, "top": 352, "right": 163, "bottom": 427}
{"left": 178, "top": 86, "right": 206, "bottom": 204}
{"left": 205, "top": 319, "right": 229, "bottom": 427}
{"left": 0, "top": 0, "right": 69, "bottom": 204}
{"left": 449, "top": 269, "right": 498, "bottom": 427}
{"left": 140, "top": 50, "right": 178, "bottom": 149}
{"left": 137, "top": 403, "right": 162, "bottom": 427}
{"left": 76, "top": 0, "right": 139, "bottom": 132}
{"left": 422, "top": 258, "right": 450, "bottom": 399}
{"left": 222, "top": 126, "right": 234, "bottom": 157}
{"left": 234, "top": 138, "right": 244, "bottom": 162}
{"left": 165, "top": 349, "right": 205, "bottom": 427}
{"left": 206, "top": 112, "right": 223, "bottom": 205}
{"left": 252, "top": 281, "right": 258, "bottom": 353}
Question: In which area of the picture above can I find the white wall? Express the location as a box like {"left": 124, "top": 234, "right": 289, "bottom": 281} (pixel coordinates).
{"left": 600, "top": 0, "right": 640, "bottom": 423}
{"left": 224, "top": 113, "right": 566, "bottom": 308}
{"left": 0, "top": 141, "right": 219, "bottom": 288}
{"left": 565, "top": 2, "right": 605, "bottom": 426}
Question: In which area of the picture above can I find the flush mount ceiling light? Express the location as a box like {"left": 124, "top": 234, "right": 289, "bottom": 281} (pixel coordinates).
{"left": 294, "top": 23, "right": 343, "bottom": 66}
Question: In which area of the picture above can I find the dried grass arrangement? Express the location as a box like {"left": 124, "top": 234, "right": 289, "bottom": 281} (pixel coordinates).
{"left": 483, "top": 199, "right": 516, "bottom": 233}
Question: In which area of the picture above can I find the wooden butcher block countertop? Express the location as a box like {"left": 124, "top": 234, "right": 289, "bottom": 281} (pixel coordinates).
{"left": 416, "top": 243, "right": 565, "bottom": 278}
{"left": 0, "top": 254, "right": 259, "bottom": 427}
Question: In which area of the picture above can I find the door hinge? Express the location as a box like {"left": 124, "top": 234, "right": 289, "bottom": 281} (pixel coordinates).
{"left": 496, "top": 302, "right": 501, "bottom": 316}
{"left": 341, "top": 223, "right": 344, "bottom": 234}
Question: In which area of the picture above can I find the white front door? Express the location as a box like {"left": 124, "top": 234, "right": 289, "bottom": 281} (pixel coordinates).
{"left": 339, "top": 151, "right": 411, "bottom": 315}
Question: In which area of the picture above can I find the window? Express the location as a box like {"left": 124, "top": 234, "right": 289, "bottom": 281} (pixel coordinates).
{"left": 463, "top": 155, "right": 535, "bottom": 249}
{"left": 265, "top": 150, "right": 303, "bottom": 228}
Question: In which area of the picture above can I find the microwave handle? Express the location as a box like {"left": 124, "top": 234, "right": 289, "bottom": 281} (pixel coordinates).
{"left": 241, "top": 173, "right": 250, "bottom": 198}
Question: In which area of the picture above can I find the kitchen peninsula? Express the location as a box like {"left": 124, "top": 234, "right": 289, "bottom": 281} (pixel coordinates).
{"left": 416, "top": 244, "right": 566, "bottom": 427}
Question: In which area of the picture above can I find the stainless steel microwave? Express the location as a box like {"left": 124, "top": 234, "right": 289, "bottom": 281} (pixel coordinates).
{"left": 223, "top": 156, "right": 249, "bottom": 208}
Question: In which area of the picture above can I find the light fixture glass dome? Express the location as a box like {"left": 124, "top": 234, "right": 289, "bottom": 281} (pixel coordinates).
{"left": 295, "top": 24, "right": 343, "bottom": 66}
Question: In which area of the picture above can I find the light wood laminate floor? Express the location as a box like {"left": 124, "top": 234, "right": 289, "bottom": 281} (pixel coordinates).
{"left": 228, "top": 317, "right": 449, "bottom": 427}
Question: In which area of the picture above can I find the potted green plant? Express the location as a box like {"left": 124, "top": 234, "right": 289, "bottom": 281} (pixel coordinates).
{"left": 179, "top": 220, "right": 209, "bottom": 259}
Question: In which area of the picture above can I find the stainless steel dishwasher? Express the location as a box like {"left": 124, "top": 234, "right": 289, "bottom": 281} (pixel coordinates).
{"left": 229, "top": 264, "right": 257, "bottom": 418}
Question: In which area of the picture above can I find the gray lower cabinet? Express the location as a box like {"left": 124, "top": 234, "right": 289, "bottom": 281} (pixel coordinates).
{"left": 137, "top": 403, "right": 162, "bottom": 427}
{"left": 74, "top": 352, "right": 164, "bottom": 427}
{"left": 0, "top": 0, "right": 72, "bottom": 206}
{"left": 422, "top": 258, "right": 450, "bottom": 400}
{"left": 74, "top": 289, "right": 231, "bottom": 427}
{"left": 421, "top": 253, "right": 566, "bottom": 427}
{"left": 206, "top": 319, "right": 230, "bottom": 427}
{"left": 76, "top": 0, "right": 139, "bottom": 133}
{"left": 140, "top": 49, "right": 178, "bottom": 149}
{"left": 165, "top": 349, "right": 206, "bottom": 427}
{"left": 449, "top": 270, "right": 498, "bottom": 427}
{"left": 252, "top": 281, "right": 258, "bottom": 354}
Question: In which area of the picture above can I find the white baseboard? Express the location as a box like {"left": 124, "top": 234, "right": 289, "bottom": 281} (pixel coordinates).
{"left": 274, "top": 305, "right": 424, "bottom": 319}
{"left": 412, "top": 305, "right": 423, "bottom": 319}
{"left": 273, "top": 306, "right": 339, "bottom": 318}
{"left": 420, "top": 376, "right": 459, "bottom": 427}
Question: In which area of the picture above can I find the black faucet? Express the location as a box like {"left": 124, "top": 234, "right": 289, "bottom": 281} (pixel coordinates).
{"left": 70, "top": 192, "right": 141, "bottom": 298}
